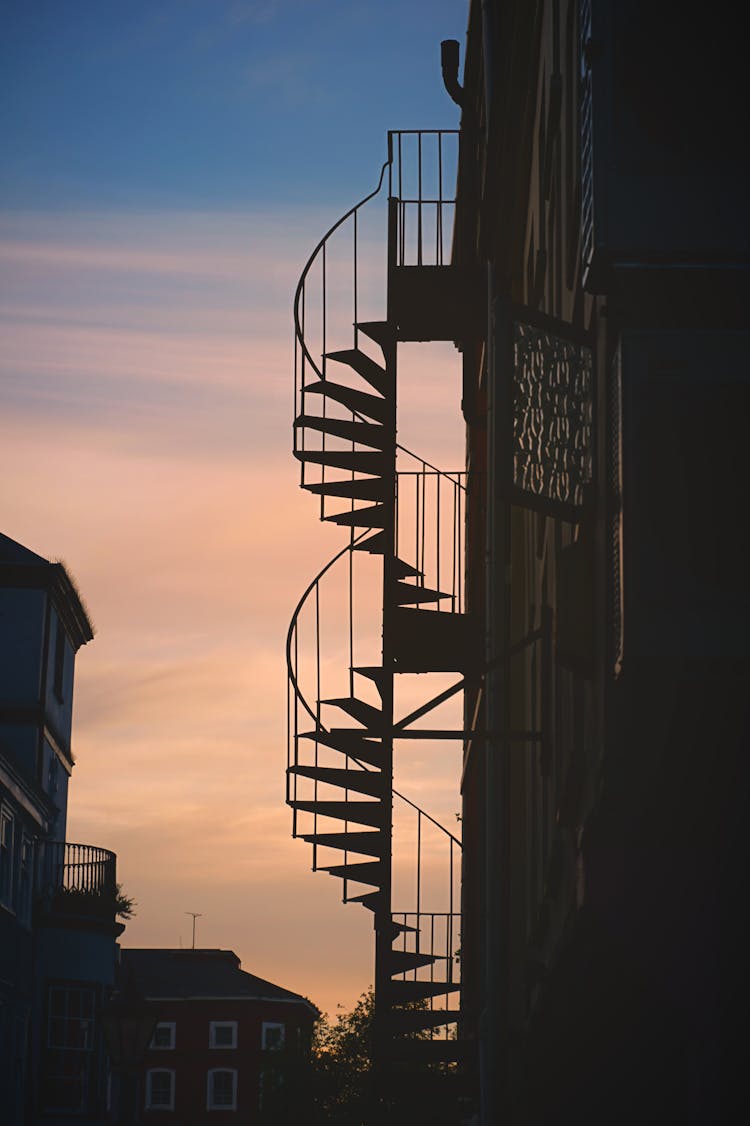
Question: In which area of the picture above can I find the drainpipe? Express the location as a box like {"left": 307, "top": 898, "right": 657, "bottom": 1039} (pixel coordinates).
{"left": 482, "top": 274, "right": 508, "bottom": 1126}
{"left": 479, "top": 6, "right": 504, "bottom": 1126}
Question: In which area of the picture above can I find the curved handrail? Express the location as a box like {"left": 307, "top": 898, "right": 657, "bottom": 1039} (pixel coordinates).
{"left": 286, "top": 537, "right": 462, "bottom": 851}
{"left": 292, "top": 156, "right": 467, "bottom": 494}
{"left": 293, "top": 160, "right": 389, "bottom": 384}
{"left": 286, "top": 529, "right": 371, "bottom": 730}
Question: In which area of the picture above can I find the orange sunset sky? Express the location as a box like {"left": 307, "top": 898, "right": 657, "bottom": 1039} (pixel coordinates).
{"left": 1, "top": 2, "right": 468, "bottom": 1017}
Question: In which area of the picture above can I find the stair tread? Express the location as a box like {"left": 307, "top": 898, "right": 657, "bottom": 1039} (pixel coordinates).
{"left": 323, "top": 697, "right": 384, "bottom": 729}
{"left": 303, "top": 379, "right": 387, "bottom": 422}
{"left": 290, "top": 800, "right": 385, "bottom": 828}
{"left": 352, "top": 530, "right": 388, "bottom": 554}
{"left": 324, "top": 504, "right": 387, "bottom": 529}
{"left": 295, "top": 414, "right": 388, "bottom": 450}
{"left": 295, "top": 449, "right": 386, "bottom": 474}
{"left": 388, "top": 949, "right": 438, "bottom": 973}
{"left": 322, "top": 859, "right": 384, "bottom": 885}
{"left": 392, "top": 580, "right": 451, "bottom": 606}
{"left": 289, "top": 764, "right": 385, "bottom": 798}
{"left": 387, "top": 1009, "right": 461, "bottom": 1032}
{"left": 356, "top": 320, "right": 392, "bottom": 350}
{"left": 304, "top": 477, "right": 386, "bottom": 502}
{"left": 299, "top": 729, "right": 384, "bottom": 768}
{"left": 325, "top": 348, "right": 392, "bottom": 397}
{"left": 388, "top": 980, "right": 461, "bottom": 1001}
{"left": 300, "top": 830, "right": 385, "bottom": 857}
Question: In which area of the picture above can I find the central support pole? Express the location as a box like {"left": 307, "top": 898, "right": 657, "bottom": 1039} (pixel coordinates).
{"left": 373, "top": 196, "right": 399, "bottom": 1109}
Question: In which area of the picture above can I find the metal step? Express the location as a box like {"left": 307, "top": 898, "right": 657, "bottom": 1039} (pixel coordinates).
{"left": 392, "top": 580, "right": 451, "bottom": 606}
{"left": 387, "top": 1009, "right": 460, "bottom": 1034}
{"left": 356, "top": 320, "right": 392, "bottom": 351}
{"left": 300, "top": 830, "right": 384, "bottom": 857}
{"left": 294, "top": 414, "right": 388, "bottom": 451}
{"left": 346, "top": 889, "right": 384, "bottom": 912}
{"left": 325, "top": 348, "right": 392, "bottom": 398}
{"left": 388, "top": 979, "right": 461, "bottom": 1004}
{"left": 322, "top": 859, "right": 384, "bottom": 886}
{"left": 393, "top": 558, "right": 423, "bottom": 580}
{"left": 303, "top": 477, "right": 386, "bottom": 502}
{"left": 388, "top": 949, "right": 438, "bottom": 974}
{"left": 352, "top": 530, "right": 388, "bottom": 555}
{"left": 387, "top": 1037, "right": 470, "bottom": 1064}
{"left": 323, "top": 697, "right": 384, "bottom": 730}
{"left": 290, "top": 800, "right": 386, "bottom": 828}
{"left": 289, "top": 764, "right": 385, "bottom": 799}
{"left": 303, "top": 380, "right": 388, "bottom": 423}
{"left": 324, "top": 504, "right": 387, "bottom": 529}
{"left": 294, "top": 448, "right": 387, "bottom": 474}
{"left": 299, "top": 729, "right": 384, "bottom": 769}
{"left": 352, "top": 666, "right": 387, "bottom": 697}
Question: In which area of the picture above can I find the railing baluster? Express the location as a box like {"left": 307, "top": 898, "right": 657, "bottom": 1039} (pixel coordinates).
{"left": 417, "top": 132, "right": 423, "bottom": 266}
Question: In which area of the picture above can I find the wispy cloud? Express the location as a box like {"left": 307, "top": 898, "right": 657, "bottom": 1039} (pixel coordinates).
{"left": 1, "top": 206, "right": 463, "bottom": 1017}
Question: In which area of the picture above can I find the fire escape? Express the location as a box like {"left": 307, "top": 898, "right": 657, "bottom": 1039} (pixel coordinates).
{"left": 286, "top": 131, "right": 474, "bottom": 1070}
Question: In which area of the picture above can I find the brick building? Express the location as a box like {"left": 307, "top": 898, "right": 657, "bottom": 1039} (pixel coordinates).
{"left": 121, "top": 948, "right": 318, "bottom": 1121}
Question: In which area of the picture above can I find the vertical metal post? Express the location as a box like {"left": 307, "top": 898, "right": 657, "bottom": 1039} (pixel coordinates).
{"left": 482, "top": 279, "right": 510, "bottom": 1126}
{"left": 374, "top": 226, "right": 397, "bottom": 1099}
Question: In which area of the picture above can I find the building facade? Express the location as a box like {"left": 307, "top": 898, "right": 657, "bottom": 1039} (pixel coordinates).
{"left": 285, "top": 1, "right": 745, "bottom": 1122}
{"left": 121, "top": 948, "right": 318, "bottom": 1123}
{"left": 0, "top": 533, "right": 123, "bottom": 1124}
{"left": 452, "top": 2, "right": 746, "bottom": 1122}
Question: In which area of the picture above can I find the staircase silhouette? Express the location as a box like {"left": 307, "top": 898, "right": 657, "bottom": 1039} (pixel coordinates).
{"left": 287, "top": 132, "right": 469, "bottom": 1072}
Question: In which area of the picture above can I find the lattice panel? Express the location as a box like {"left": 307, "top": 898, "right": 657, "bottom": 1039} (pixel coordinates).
{"left": 513, "top": 321, "right": 593, "bottom": 508}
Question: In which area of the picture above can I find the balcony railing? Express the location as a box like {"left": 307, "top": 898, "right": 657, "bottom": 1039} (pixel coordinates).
{"left": 36, "top": 840, "right": 117, "bottom": 920}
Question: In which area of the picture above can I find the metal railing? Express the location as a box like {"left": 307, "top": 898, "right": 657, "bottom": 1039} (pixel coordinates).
{"left": 389, "top": 130, "right": 459, "bottom": 267}
{"left": 36, "top": 840, "right": 116, "bottom": 911}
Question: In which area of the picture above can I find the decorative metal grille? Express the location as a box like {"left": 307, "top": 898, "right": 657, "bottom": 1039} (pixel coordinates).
{"left": 513, "top": 320, "right": 593, "bottom": 508}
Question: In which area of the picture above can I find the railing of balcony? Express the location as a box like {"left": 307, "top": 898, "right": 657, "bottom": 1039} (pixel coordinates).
{"left": 36, "top": 840, "right": 117, "bottom": 911}
{"left": 388, "top": 130, "right": 459, "bottom": 267}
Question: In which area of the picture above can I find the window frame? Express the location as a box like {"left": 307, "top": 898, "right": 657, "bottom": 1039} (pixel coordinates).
{"left": 150, "top": 1022, "right": 176, "bottom": 1051}
{"left": 145, "top": 1067, "right": 176, "bottom": 1111}
{"left": 208, "top": 1020, "right": 238, "bottom": 1050}
{"left": 207, "top": 1067, "right": 237, "bottom": 1111}
{"left": 261, "top": 1021, "right": 285, "bottom": 1051}
{"left": 42, "top": 983, "right": 98, "bottom": 1114}
{"left": 0, "top": 806, "right": 15, "bottom": 910}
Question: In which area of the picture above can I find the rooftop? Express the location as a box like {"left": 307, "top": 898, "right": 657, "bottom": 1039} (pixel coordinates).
{"left": 120, "top": 948, "right": 318, "bottom": 1015}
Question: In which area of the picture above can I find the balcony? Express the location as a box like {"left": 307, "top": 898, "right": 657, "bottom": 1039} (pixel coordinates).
{"left": 35, "top": 840, "right": 118, "bottom": 923}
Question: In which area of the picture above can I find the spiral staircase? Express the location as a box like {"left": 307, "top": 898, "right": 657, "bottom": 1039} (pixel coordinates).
{"left": 286, "top": 132, "right": 476, "bottom": 1076}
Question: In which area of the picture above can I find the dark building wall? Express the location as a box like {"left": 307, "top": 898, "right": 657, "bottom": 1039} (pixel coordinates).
{"left": 453, "top": 1, "right": 746, "bottom": 1122}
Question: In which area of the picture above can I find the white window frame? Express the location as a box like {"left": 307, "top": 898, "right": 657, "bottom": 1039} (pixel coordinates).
{"left": 0, "top": 806, "right": 15, "bottom": 910}
{"left": 150, "top": 1022, "right": 176, "bottom": 1050}
{"left": 261, "top": 1021, "right": 285, "bottom": 1051}
{"left": 208, "top": 1021, "right": 237, "bottom": 1049}
{"left": 207, "top": 1068, "right": 237, "bottom": 1110}
{"left": 145, "top": 1068, "right": 175, "bottom": 1110}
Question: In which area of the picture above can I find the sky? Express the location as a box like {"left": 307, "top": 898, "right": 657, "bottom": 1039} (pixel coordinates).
{"left": 1, "top": 0, "right": 468, "bottom": 1018}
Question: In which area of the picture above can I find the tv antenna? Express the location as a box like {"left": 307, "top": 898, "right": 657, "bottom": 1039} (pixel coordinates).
{"left": 185, "top": 911, "right": 203, "bottom": 949}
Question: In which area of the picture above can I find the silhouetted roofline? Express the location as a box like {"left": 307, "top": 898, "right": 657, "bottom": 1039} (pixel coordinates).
{"left": 120, "top": 948, "right": 319, "bottom": 1016}
{"left": 0, "top": 533, "right": 94, "bottom": 650}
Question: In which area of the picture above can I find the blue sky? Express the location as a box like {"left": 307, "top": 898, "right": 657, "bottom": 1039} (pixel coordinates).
{"left": 2, "top": 0, "right": 464, "bottom": 210}
{"left": 1, "top": 0, "right": 468, "bottom": 1015}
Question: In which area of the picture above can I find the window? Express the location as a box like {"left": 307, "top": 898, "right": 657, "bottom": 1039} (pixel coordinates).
{"left": 0, "top": 808, "right": 14, "bottom": 909}
{"left": 259, "top": 1067, "right": 283, "bottom": 1110}
{"left": 209, "top": 1021, "right": 237, "bottom": 1049}
{"left": 261, "top": 1022, "right": 285, "bottom": 1051}
{"left": 207, "top": 1068, "right": 237, "bottom": 1110}
{"left": 17, "top": 834, "right": 32, "bottom": 925}
{"left": 146, "top": 1068, "right": 175, "bottom": 1110}
{"left": 53, "top": 618, "right": 66, "bottom": 703}
{"left": 150, "top": 1022, "right": 176, "bottom": 1050}
{"left": 42, "top": 985, "right": 96, "bottom": 1112}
